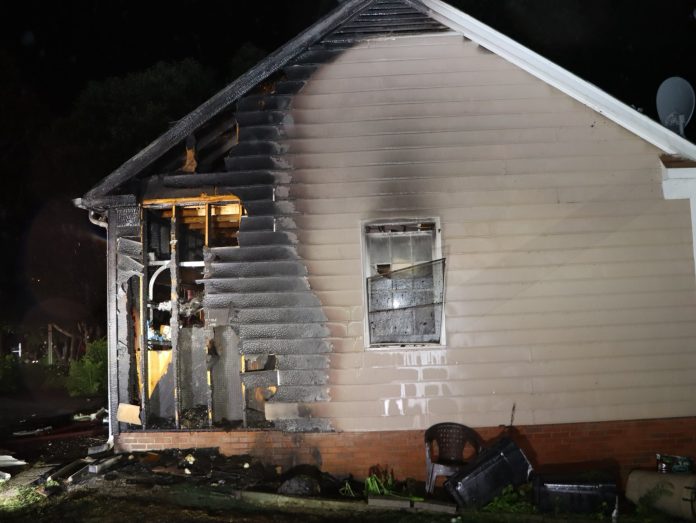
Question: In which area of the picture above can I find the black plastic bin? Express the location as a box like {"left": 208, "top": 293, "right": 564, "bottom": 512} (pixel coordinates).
{"left": 533, "top": 473, "right": 617, "bottom": 514}
{"left": 444, "top": 436, "right": 533, "bottom": 508}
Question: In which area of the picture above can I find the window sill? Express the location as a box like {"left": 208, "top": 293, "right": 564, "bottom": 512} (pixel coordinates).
{"left": 365, "top": 343, "right": 446, "bottom": 352}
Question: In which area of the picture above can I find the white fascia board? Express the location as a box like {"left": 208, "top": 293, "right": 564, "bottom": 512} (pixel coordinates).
{"left": 662, "top": 164, "right": 696, "bottom": 200}
{"left": 416, "top": 0, "right": 696, "bottom": 161}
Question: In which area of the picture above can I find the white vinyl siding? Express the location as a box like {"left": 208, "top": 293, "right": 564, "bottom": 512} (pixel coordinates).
{"left": 285, "top": 33, "right": 696, "bottom": 431}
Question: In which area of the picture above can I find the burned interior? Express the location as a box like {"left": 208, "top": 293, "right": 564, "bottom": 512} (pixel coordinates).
{"left": 75, "top": 0, "right": 452, "bottom": 435}
{"left": 94, "top": 70, "right": 333, "bottom": 434}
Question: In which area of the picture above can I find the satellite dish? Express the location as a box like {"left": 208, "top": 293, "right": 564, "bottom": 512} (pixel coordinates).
{"left": 656, "top": 76, "right": 695, "bottom": 137}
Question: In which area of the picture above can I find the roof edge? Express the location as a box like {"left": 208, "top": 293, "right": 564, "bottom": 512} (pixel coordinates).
{"left": 83, "top": 0, "right": 373, "bottom": 200}
{"left": 414, "top": 0, "right": 696, "bottom": 161}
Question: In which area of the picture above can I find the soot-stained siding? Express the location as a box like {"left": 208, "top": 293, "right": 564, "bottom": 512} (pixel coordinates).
{"left": 145, "top": 1, "right": 450, "bottom": 431}
{"left": 95, "top": 0, "right": 452, "bottom": 434}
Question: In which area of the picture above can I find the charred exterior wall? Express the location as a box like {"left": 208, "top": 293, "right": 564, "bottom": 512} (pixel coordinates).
{"left": 108, "top": 205, "right": 143, "bottom": 434}
{"left": 103, "top": 1, "right": 696, "bottom": 436}
{"left": 285, "top": 32, "right": 696, "bottom": 430}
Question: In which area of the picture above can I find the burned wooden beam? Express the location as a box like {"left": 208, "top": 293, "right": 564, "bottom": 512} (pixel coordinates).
{"left": 83, "top": 0, "right": 375, "bottom": 199}
{"left": 170, "top": 205, "right": 182, "bottom": 429}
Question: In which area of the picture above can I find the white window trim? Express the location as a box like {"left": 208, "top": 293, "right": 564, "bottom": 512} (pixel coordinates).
{"left": 359, "top": 217, "right": 446, "bottom": 351}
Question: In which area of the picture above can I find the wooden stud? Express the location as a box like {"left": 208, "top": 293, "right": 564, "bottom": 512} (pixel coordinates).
{"left": 139, "top": 208, "right": 150, "bottom": 429}
{"left": 170, "top": 205, "right": 181, "bottom": 429}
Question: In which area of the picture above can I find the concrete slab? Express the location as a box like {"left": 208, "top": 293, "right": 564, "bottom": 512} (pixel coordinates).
{"left": 7, "top": 464, "right": 56, "bottom": 486}
{"left": 413, "top": 499, "right": 457, "bottom": 514}
{"left": 88, "top": 455, "right": 122, "bottom": 474}
{"left": 367, "top": 495, "right": 411, "bottom": 509}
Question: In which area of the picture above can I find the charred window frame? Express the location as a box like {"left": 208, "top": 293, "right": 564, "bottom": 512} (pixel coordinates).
{"left": 362, "top": 219, "right": 445, "bottom": 348}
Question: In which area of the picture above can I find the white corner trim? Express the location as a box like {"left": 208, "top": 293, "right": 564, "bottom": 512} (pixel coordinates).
{"left": 661, "top": 164, "right": 696, "bottom": 276}
{"left": 662, "top": 168, "right": 696, "bottom": 200}
{"left": 416, "top": 0, "right": 696, "bottom": 161}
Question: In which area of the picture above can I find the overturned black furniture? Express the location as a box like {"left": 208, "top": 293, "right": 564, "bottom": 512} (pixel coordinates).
{"left": 445, "top": 436, "right": 533, "bottom": 508}
{"left": 425, "top": 422, "right": 482, "bottom": 493}
{"left": 534, "top": 472, "right": 617, "bottom": 514}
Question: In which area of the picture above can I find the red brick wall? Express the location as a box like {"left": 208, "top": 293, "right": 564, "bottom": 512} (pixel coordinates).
{"left": 116, "top": 417, "right": 696, "bottom": 487}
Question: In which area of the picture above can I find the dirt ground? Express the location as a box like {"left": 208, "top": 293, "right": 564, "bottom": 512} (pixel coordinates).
{"left": 0, "top": 491, "right": 459, "bottom": 523}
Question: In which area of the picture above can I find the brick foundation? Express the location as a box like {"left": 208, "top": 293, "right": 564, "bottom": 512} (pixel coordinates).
{"left": 116, "top": 417, "right": 696, "bottom": 488}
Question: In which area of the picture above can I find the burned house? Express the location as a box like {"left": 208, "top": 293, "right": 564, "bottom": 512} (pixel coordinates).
{"left": 76, "top": 0, "right": 696, "bottom": 479}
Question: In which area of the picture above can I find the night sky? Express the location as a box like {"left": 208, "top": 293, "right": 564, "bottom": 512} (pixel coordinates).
{"left": 2, "top": 0, "right": 696, "bottom": 345}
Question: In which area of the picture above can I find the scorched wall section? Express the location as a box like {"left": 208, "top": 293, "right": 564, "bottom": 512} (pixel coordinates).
{"left": 286, "top": 33, "right": 696, "bottom": 430}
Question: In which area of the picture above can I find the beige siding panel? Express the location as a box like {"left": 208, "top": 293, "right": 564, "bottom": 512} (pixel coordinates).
{"left": 448, "top": 322, "right": 696, "bottom": 348}
{"left": 445, "top": 244, "right": 693, "bottom": 269}
{"left": 300, "top": 245, "right": 361, "bottom": 262}
{"left": 314, "top": 55, "right": 512, "bottom": 76}
{"left": 531, "top": 402, "right": 696, "bottom": 425}
{"left": 448, "top": 214, "right": 689, "bottom": 236}
{"left": 444, "top": 229, "right": 690, "bottom": 254}
{"left": 291, "top": 171, "right": 660, "bottom": 195}
{"left": 292, "top": 200, "right": 687, "bottom": 230}
{"left": 446, "top": 261, "right": 694, "bottom": 285}
{"left": 297, "top": 216, "right": 692, "bottom": 245}
{"left": 313, "top": 290, "right": 362, "bottom": 307}
{"left": 329, "top": 376, "right": 531, "bottom": 401}
{"left": 304, "top": 261, "right": 361, "bottom": 277}
{"left": 293, "top": 189, "right": 661, "bottom": 216}
{"left": 530, "top": 338, "right": 696, "bottom": 361}
{"left": 284, "top": 34, "right": 696, "bottom": 429}
{"left": 306, "top": 275, "right": 361, "bottom": 292}
{"left": 532, "top": 369, "right": 696, "bottom": 393}
{"left": 446, "top": 306, "right": 696, "bottom": 332}
{"left": 290, "top": 97, "right": 581, "bottom": 119}
{"left": 300, "top": 69, "right": 539, "bottom": 95}
{"left": 463, "top": 275, "right": 693, "bottom": 298}
{"left": 322, "top": 33, "right": 482, "bottom": 55}
{"left": 317, "top": 54, "right": 514, "bottom": 74}
{"left": 291, "top": 84, "right": 558, "bottom": 108}
{"left": 502, "top": 154, "right": 661, "bottom": 174}
{"left": 293, "top": 155, "right": 664, "bottom": 188}
{"left": 446, "top": 291, "right": 696, "bottom": 316}
{"left": 287, "top": 111, "right": 598, "bottom": 139}
{"left": 289, "top": 140, "right": 653, "bottom": 169}
{"left": 445, "top": 278, "right": 691, "bottom": 302}
{"left": 529, "top": 386, "right": 696, "bottom": 411}
{"left": 287, "top": 128, "right": 564, "bottom": 154}
{"left": 530, "top": 353, "right": 696, "bottom": 375}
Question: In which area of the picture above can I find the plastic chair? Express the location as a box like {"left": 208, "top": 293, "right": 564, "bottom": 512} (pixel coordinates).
{"left": 425, "top": 422, "right": 481, "bottom": 493}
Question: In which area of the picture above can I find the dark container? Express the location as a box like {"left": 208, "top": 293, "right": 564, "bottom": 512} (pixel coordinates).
{"left": 533, "top": 473, "right": 617, "bottom": 514}
{"left": 444, "top": 436, "right": 533, "bottom": 508}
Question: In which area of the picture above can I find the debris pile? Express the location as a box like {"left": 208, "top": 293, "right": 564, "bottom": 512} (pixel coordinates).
{"left": 1, "top": 418, "right": 694, "bottom": 520}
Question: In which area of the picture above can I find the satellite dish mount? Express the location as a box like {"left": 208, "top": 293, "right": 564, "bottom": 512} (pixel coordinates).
{"left": 656, "top": 76, "right": 695, "bottom": 137}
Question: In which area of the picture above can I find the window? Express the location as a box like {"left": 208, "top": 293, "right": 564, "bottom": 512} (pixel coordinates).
{"left": 362, "top": 219, "right": 445, "bottom": 347}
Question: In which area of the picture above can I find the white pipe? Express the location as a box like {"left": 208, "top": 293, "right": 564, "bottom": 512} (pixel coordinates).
{"left": 89, "top": 211, "right": 108, "bottom": 229}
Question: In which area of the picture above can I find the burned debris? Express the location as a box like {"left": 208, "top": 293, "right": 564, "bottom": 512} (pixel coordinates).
{"left": 83, "top": 67, "right": 336, "bottom": 435}
{"left": 73, "top": 0, "right": 460, "bottom": 438}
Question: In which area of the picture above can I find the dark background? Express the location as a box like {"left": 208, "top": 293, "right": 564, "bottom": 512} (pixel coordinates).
{"left": 2, "top": 0, "right": 696, "bottom": 351}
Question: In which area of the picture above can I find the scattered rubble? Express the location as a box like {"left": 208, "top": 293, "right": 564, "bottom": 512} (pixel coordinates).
{"left": 0, "top": 456, "right": 27, "bottom": 468}
{"left": 12, "top": 426, "right": 52, "bottom": 437}
{"left": 73, "top": 407, "right": 107, "bottom": 422}
{"left": 1, "top": 421, "right": 694, "bottom": 521}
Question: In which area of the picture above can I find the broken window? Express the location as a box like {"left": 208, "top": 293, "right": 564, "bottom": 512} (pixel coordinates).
{"left": 363, "top": 220, "right": 445, "bottom": 347}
